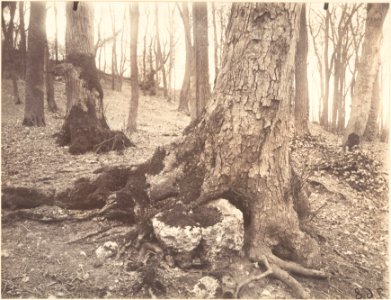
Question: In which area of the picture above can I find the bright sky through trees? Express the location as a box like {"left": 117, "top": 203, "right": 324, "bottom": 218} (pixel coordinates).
{"left": 8, "top": 2, "right": 390, "bottom": 126}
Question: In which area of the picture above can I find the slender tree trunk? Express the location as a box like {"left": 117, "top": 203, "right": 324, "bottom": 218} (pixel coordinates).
{"left": 45, "top": 41, "right": 58, "bottom": 112}
{"left": 54, "top": 2, "right": 59, "bottom": 63}
{"left": 19, "top": 1, "right": 26, "bottom": 77}
{"left": 337, "top": 66, "right": 346, "bottom": 133}
{"left": 192, "top": 2, "right": 210, "bottom": 121}
{"left": 56, "top": 2, "right": 131, "bottom": 154}
{"left": 343, "top": 4, "right": 389, "bottom": 147}
{"left": 23, "top": 2, "right": 46, "bottom": 126}
{"left": 321, "top": 9, "right": 331, "bottom": 129}
{"left": 294, "top": 5, "right": 310, "bottom": 136}
{"left": 127, "top": 3, "right": 140, "bottom": 133}
{"left": 155, "top": 4, "right": 168, "bottom": 99}
{"left": 331, "top": 54, "right": 340, "bottom": 133}
{"left": 363, "top": 67, "right": 381, "bottom": 141}
{"left": 177, "top": 2, "right": 192, "bottom": 114}
{"left": 110, "top": 7, "right": 117, "bottom": 91}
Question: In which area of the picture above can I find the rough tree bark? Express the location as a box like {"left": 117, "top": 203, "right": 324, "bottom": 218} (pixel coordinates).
{"left": 192, "top": 2, "right": 210, "bottom": 121}
{"left": 343, "top": 3, "right": 389, "bottom": 147}
{"left": 294, "top": 5, "right": 310, "bottom": 136}
{"left": 127, "top": 3, "right": 140, "bottom": 133}
{"left": 177, "top": 2, "right": 193, "bottom": 114}
{"left": 55, "top": 2, "right": 132, "bottom": 154}
{"left": 23, "top": 2, "right": 46, "bottom": 126}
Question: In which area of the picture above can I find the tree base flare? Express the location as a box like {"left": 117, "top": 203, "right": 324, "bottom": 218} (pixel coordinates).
{"left": 55, "top": 105, "right": 134, "bottom": 154}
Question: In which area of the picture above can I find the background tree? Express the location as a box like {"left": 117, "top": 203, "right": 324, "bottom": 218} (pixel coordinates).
{"left": 177, "top": 2, "right": 194, "bottom": 114}
{"left": 192, "top": 2, "right": 210, "bottom": 121}
{"left": 18, "top": 1, "right": 26, "bottom": 76}
{"left": 2, "top": 2, "right": 21, "bottom": 104}
{"left": 23, "top": 2, "right": 46, "bottom": 126}
{"left": 363, "top": 66, "right": 381, "bottom": 141}
{"left": 127, "top": 3, "right": 140, "bottom": 133}
{"left": 154, "top": 4, "right": 169, "bottom": 99}
{"left": 343, "top": 3, "right": 389, "bottom": 147}
{"left": 45, "top": 41, "right": 58, "bottom": 112}
{"left": 294, "top": 5, "right": 310, "bottom": 136}
{"left": 55, "top": 2, "right": 131, "bottom": 154}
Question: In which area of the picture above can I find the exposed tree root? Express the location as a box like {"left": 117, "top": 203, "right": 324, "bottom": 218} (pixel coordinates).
{"left": 235, "top": 255, "right": 273, "bottom": 298}
{"left": 269, "top": 253, "right": 327, "bottom": 278}
{"left": 271, "top": 264, "right": 310, "bottom": 299}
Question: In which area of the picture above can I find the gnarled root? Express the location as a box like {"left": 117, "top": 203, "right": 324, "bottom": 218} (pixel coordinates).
{"left": 235, "top": 255, "right": 273, "bottom": 298}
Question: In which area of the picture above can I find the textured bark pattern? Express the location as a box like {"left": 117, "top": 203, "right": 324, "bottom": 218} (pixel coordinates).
{"left": 294, "top": 6, "right": 310, "bottom": 136}
{"left": 343, "top": 4, "right": 389, "bottom": 145}
{"left": 127, "top": 3, "right": 140, "bottom": 133}
{"left": 23, "top": 2, "right": 46, "bottom": 126}
{"left": 192, "top": 2, "right": 211, "bottom": 120}
{"left": 193, "top": 3, "right": 319, "bottom": 266}
{"left": 65, "top": 2, "right": 94, "bottom": 55}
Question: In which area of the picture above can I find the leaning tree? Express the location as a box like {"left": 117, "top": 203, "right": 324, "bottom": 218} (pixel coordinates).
{"left": 343, "top": 3, "right": 389, "bottom": 147}
{"left": 54, "top": 2, "right": 132, "bottom": 154}
{"left": 4, "top": 3, "right": 326, "bottom": 298}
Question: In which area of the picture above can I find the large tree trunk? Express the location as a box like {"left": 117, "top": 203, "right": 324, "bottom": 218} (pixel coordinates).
{"left": 192, "top": 2, "right": 210, "bottom": 121}
{"left": 127, "top": 3, "right": 140, "bottom": 133}
{"left": 294, "top": 5, "right": 310, "bottom": 136}
{"left": 343, "top": 4, "right": 389, "bottom": 147}
{"left": 363, "top": 67, "right": 381, "bottom": 141}
{"left": 56, "top": 2, "right": 132, "bottom": 154}
{"left": 23, "top": 2, "right": 46, "bottom": 126}
{"left": 177, "top": 2, "right": 193, "bottom": 114}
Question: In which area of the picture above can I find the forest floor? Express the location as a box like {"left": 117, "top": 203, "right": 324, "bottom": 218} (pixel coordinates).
{"left": 1, "top": 78, "right": 389, "bottom": 299}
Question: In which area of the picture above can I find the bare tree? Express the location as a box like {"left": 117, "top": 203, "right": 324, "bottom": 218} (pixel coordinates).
{"left": 192, "top": 2, "right": 210, "bottom": 121}
{"left": 2, "top": 2, "right": 21, "bottom": 104}
{"left": 154, "top": 4, "right": 169, "bottom": 99}
{"left": 55, "top": 2, "right": 131, "bottom": 154}
{"left": 343, "top": 3, "right": 389, "bottom": 148}
{"left": 127, "top": 3, "right": 140, "bottom": 133}
{"left": 23, "top": 2, "right": 46, "bottom": 126}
